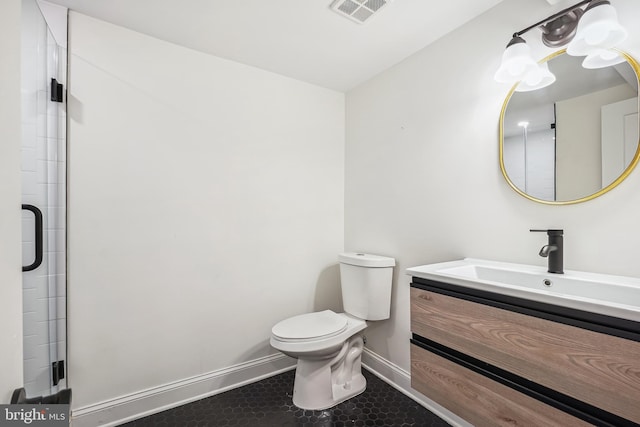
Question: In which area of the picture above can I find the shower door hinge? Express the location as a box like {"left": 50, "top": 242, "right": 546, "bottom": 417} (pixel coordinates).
{"left": 52, "top": 360, "right": 65, "bottom": 386}
{"left": 50, "top": 78, "right": 64, "bottom": 103}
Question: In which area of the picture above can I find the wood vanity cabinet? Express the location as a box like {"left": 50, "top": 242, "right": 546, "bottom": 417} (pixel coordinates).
{"left": 409, "top": 277, "right": 640, "bottom": 427}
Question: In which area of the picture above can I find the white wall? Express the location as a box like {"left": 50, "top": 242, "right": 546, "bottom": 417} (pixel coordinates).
{"left": 346, "top": 0, "right": 640, "bottom": 386}
{"left": 67, "top": 12, "right": 344, "bottom": 413}
{"left": 0, "top": 0, "right": 24, "bottom": 404}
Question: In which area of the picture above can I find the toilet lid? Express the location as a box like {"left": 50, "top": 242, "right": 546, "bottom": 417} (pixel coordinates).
{"left": 272, "top": 310, "right": 348, "bottom": 341}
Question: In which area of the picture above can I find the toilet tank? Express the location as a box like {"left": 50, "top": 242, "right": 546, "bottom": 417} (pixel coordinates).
{"left": 338, "top": 252, "right": 395, "bottom": 321}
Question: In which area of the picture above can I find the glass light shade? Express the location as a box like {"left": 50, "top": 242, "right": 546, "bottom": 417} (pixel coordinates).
{"left": 582, "top": 49, "right": 626, "bottom": 68}
{"left": 566, "top": 2, "right": 627, "bottom": 56}
{"left": 515, "top": 62, "right": 556, "bottom": 92}
{"left": 494, "top": 38, "right": 539, "bottom": 83}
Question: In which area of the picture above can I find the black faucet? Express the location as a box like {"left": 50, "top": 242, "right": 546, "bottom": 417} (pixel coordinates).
{"left": 530, "top": 229, "right": 563, "bottom": 274}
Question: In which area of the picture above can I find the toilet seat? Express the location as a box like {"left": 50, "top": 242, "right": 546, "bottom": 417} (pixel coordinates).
{"left": 272, "top": 310, "right": 348, "bottom": 342}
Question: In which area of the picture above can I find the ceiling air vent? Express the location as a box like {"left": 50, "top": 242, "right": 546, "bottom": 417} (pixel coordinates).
{"left": 330, "top": 0, "right": 390, "bottom": 24}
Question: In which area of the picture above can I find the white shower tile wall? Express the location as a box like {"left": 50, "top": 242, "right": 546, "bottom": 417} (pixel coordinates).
{"left": 20, "top": 0, "right": 67, "bottom": 398}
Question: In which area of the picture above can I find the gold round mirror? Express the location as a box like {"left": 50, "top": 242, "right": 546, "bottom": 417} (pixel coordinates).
{"left": 499, "top": 49, "right": 640, "bottom": 204}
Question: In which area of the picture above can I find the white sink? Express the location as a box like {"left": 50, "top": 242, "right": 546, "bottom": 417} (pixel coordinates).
{"left": 407, "top": 258, "right": 640, "bottom": 322}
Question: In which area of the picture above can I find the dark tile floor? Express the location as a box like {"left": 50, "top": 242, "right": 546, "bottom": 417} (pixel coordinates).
{"left": 122, "top": 368, "right": 450, "bottom": 427}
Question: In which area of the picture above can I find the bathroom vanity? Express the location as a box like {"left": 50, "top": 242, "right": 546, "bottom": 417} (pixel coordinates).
{"left": 408, "top": 259, "right": 640, "bottom": 426}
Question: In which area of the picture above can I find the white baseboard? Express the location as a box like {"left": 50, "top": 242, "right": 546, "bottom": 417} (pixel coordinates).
{"left": 71, "top": 348, "right": 469, "bottom": 427}
{"left": 70, "top": 353, "right": 296, "bottom": 427}
{"left": 361, "top": 348, "right": 472, "bottom": 427}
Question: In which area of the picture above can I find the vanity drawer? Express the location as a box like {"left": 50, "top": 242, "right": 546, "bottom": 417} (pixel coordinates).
{"left": 410, "top": 287, "right": 640, "bottom": 423}
{"left": 410, "top": 343, "right": 591, "bottom": 427}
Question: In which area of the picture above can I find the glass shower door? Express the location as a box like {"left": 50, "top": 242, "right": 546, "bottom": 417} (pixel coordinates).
{"left": 20, "top": 0, "right": 67, "bottom": 398}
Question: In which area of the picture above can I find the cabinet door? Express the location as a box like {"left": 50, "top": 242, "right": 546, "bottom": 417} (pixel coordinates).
{"left": 411, "top": 288, "right": 640, "bottom": 423}
{"left": 411, "top": 344, "right": 591, "bottom": 427}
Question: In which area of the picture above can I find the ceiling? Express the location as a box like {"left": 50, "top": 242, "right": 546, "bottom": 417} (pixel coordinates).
{"left": 43, "top": 0, "right": 505, "bottom": 91}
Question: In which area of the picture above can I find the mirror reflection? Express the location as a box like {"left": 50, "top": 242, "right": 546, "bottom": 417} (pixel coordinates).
{"left": 500, "top": 50, "right": 640, "bottom": 204}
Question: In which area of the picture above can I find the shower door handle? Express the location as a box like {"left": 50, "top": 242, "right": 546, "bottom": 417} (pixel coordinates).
{"left": 22, "top": 204, "right": 43, "bottom": 272}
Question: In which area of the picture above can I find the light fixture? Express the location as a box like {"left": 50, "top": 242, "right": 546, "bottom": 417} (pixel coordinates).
{"left": 495, "top": 0, "right": 628, "bottom": 89}
{"left": 494, "top": 36, "right": 556, "bottom": 89}
{"left": 515, "top": 62, "right": 556, "bottom": 92}
{"left": 539, "top": 8, "right": 584, "bottom": 47}
{"left": 494, "top": 36, "right": 539, "bottom": 83}
{"left": 567, "top": 0, "right": 628, "bottom": 56}
{"left": 581, "top": 48, "right": 626, "bottom": 68}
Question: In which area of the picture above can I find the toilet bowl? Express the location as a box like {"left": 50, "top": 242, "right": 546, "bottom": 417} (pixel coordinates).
{"left": 270, "top": 252, "right": 395, "bottom": 410}
{"left": 270, "top": 310, "right": 367, "bottom": 410}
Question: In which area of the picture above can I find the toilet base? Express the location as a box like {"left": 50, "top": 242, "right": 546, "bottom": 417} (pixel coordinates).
{"left": 330, "top": 372, "right": 366, "bottom": 406}
{"left": 292, "top": 335, "right": 366, "bottom": 410}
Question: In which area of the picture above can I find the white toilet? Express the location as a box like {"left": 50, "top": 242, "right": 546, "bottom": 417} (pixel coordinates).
{"left": 270, "top": 252, "right": 395, "bottom": 410}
